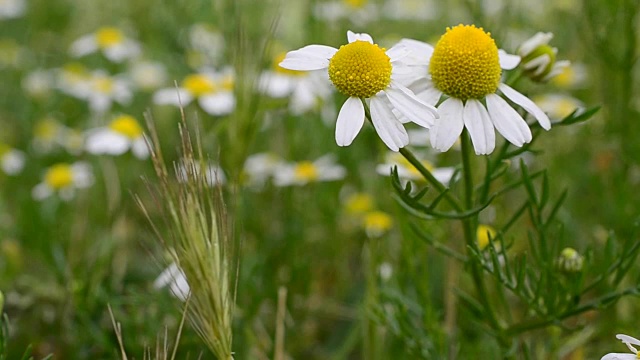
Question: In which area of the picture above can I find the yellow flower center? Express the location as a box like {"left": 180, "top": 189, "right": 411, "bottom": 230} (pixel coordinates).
{"left": 34, "top": 118, "right": 59, "bottom": 140}
{"left": 274, "top": 53, "right": 306, "bottom": 77}
{"left": 364, "top": 211, "right": 393, "bottom": 234}
{"left": 45, "top": 163, "right": 74, "bottom": 189}
{"left": 328, "top": 40, "right": 392, "bottom": 98}
{"left": 93, "top": 75, "right": 114, "bottom": 94}
{"left": 220, "top": 74, "right": 234, "bottom": 91}
{"left": 294, "top": 161, "right": 318, "bottom": 181}
{"left": 476, "top": 224, "right": 497, "bottom": 250}
{"left": 182, "top": 74, "right": 216, "bottom": 96}
{"left": 96, "top": 27, "right": 125, "bottom": 48}
{"left": 551, "top": 65, "right": 577, "bottom": 88}
{"left": 109, "top": 115, "right": 143, "bottom": 138}
{"left": 429, "top": 24, "right": 502, "bottom": 100}
{"left": 345, "top": 193, "right": 374, "bottom": 215}
{"left": 344, "top": 0, "right": 367, "bottom": 8}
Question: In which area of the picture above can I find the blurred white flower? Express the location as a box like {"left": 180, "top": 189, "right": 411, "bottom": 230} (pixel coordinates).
{"left": 242, "top": 152, "right": 283, "bottom": 188}
{"left": 153, "top": 68, "right": 235, "bottom": 116}
{"left": 22, "top": 69, "right": 56, "bottom": 98}
{"left": 382, "top": 0, "right": 437, "bottom": 21}
{"left": 532, "top": 93, "right": 583, "bottom": 120}
{"left": 601, "top": 334, "right": 640, "bottom": 360}
{"left": 32, "top": 162, "right": 94, "bottom": 201}
{"left": 551, "top": 62, "right": 588, "bottom": 89}
{"left": 128, "top": 61, "right": 167, "bottom": 91}
{"left": 70, "top": 27, "right": 141, "bottom": 63}
{"left": 85, "top": 114, "right": 148, "bottom": 159}
{"left": 274, "top": 155, "right": 346, "bottom": 186}
{"left": 84, "top": 70, "right": 133, "bottom": 113}
{"left": 0, "top": 0, "right": 26, "bottom": 20}
{"left": 376, "top": 151, "right": 454, "bottom": 186}
{"left": 259, "top": 53, "right": 332, "bottom": 115}
{"left": 32, "top": 117, "right": 84, "bottom": 155}
{"left": 187, "top": 23, "right": 225, "bottom": 67}
{"left": 378, "top": 262, "right": 393, "bottom": 280}
{"left": 154, "top": 262, "right": 190, "bottom": 302}
{"left": 313, "top": 0, "right": 378, "bottom": 26}
{"left": 55, "top": 63, "right": 93, "bottom": 99}
{"left": 175, "top": 158, "right": 226, "bottom": 186}
{"left": 0, "top": 144, "right": 25, "bottom": 175}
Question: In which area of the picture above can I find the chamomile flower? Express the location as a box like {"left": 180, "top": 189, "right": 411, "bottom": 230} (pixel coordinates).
{"left": 313, "top": 0, "right": 378, "bottom": 26}
{"left": 601, "top": 334, "right": 640, "bottom": 360}
{"left": 55, "top": 62, "right": 92, "bottom": 99}
{"left": 398, "top": 24, "right": 551, "bottom": 155}
{"left": 242, "top": 152, "right": 283, "bottom": 188}
{"left": 70, "top": 27, "right": 141, "bottom": 63}
{"left": 22, "top": 69, "right": 56, "bottom": 98}
{"left": 128, "top": 60, "right": 167, "bottom": 91}
{"left": 363, "top": 210, "right": 393, "bottom": 237}
{"left": 154, "top": 262, "right": 190, "bottom": 301}
{"left": 273, "top": 155, "right": 346, "bottom": 186}
{"left": 32, "top": 117, "right": 83, "bottom": 155}
{"left": 0, "top": 0, "right": 25, "bottom": 20}
{"left": 0, "top": 144, "right": 25, "bottom": 175}
{"left": 85, "top": 114, "right": 148, "bottom": 159}
{"left": 376, "top": 151, "right": 455, "bottom": 185}
{"left": 83, "top": 70, "right": 133, "bottom": 113}
{"left": 518, "top": 32, "right": 570, "bottom": 83}
{"left": 259, "top": 52, "right": 332, "bottom": 115}
{"left": 32, "top": 162, "right": 94, "bottom": 201}
{"left": 279, "top": 31, "right": 438, "bottom": 151}
{"left": 551, "top": 62, "right": 588, "bottom": 89}
{"left": 153, "top": 68, "right": 236, "bottom": 116}
{"left": 532, "top": 93, "right": 583, "bottom": 120}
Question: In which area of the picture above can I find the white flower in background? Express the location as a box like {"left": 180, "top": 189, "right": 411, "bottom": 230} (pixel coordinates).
{"left": 0, "top": 0, "right": 25, "bottom": 20}
{"left": 376, "top": 151, "right": 455, "bottom": 185}
{"left": 32, "top": 117, "right": 84, "bottom": 155}
{"left": 313, "top": 0, "right": 378, "bottom": 26}
{"left": 176, "top": 159, "right": 226, "bottom": 186}
{"left": 85, "top": 114, "right": 148, "bottom": 159}
{"left": 274, "top": 155, "right": 346, "bottom": 186}
{"left": 398, "top": 24, "right": 551, "bottom": 155}
{"left": 382, "top": 0, "right": 437, "bottom": 21}
{"left": 153, "top": 68, "right": 236, "bottom": 116}
{"left": 84, "top": 70, "right": 133, "bottom": 113}
{"left": 259, "top": 52, "right": 332, "bottom": 115}
{"left": 70, "top": 27, "right": 141, "bottom": 63}
{"left": 154, "top": 262, "right": 190, "bottom": 302}
{"left": 242, "top": 152, "right": 283, "bottom": 188}
{"left": 55, "top": 63, "right": 93, "bottom": 99}
{"left": 32, "top": 162, "right": 94, "bottom": 201}
{"left": 551, "top": 62, "right": 588, "bottom": 89}
{"left": 280, "top": 31, "right": 438, "bottom": 151}
{"left": 532, "top": 93, "right": 584, "bottom": 120}
{"left": 0, "top": 144, "right": 25, "bottom": 175}
{"left": 22, "top": 69, "right": 56, "bottom": 98}
{"left": 187, "top": 23, "right": 225, "bottom": 68}
{"left": 518, "top": 32, "right": 570, "bottom": 83}
{"left": 378, "top": 262, "right": 393, "bottom": 280}
{"left": 601, "top": 334, "right": 640, "bottom": 359}
{"left": 128, "top": 60, "right": 167, "bottom": 91}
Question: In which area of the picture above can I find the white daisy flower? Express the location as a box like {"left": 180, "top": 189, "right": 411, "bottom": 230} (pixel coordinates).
{"left": 259, "top": 52, "right": 332, "bottom": 115}
{"left": 551, "top": 62, "right": 588, "bottom": 89}
{"left": 153, "top": 68, "right": 236, "bottom": 116}
{"left": 242, "top": 152, "right": 283, "bottom": 188}
{"left": 154, "top": 262, "right": 190, "bottom": 302}
{"left": 70, "top": 27, "right": 141, "bottom": 63}
{"left": 32, "top": 162, "right": 94, "bottom": 201}
{"left": 0, "top": 144, "right": 25, "bottom": 175}
{"left": 313, "top": 0, "right": 378, "bottom": 26}
{"left": 274, "top": 155, "right": 346, "bottom": 186}
{"left": 601, "top": 334, "right": 640, "bottom": 359}
{"left": 55, "top": 63, "right": 93, "bottom": 99}
{"left": 83, "top": 70, "right": 133, "bottom": 113}
{"left": 22, "top": 69, "right": 56, "bottom": 98}
{"left": 85, "top": 114, "right": 148, "bottom": 159}
{"left": 279, "top": 30, "right": 438, "bottom": 151}
{"left": 0, "top": 0, "right": 25, "bottom": 20}
{"left": 382, "top": 0, "right": 437, "bottom": 21}
{"left": 128, "top": 60, "right": 167, "bottom": 91}
{"left": 32, "top": 117, "right": 83, "bottom": 155}
{"left": 376, "top": 151, "right": 455, "bottom": 185}
{"left": 532, "top": 93, "right": 584, "bottom": 120}
{"left": 518, "top": 32, "right": 570, "bottom": 83}
{"left": 398, "top": 24, "right": 551, "bottom": 155}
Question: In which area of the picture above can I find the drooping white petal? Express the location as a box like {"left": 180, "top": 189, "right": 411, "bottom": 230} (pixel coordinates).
{"left": 385, "top": 83, "right": 437, "bottom": 128}
{"left": 463, "top": 99, "right": 495, "bottom": 155}
{"left": 408, "top": 78, "right": 442, "bottom": 106}
{"left": 198, "top": 91, "right": 236, "bottom": 116}
{"left": 70, "top": 35, "right": 98, "bottom": 57}
{"left": 429, "top": 98, "right": 464, "bottom": 152}
{"left": 347, "top": 30, "right": 373, "bottom": 44}
{"left": 85, "top": 129, "right": 130, "bottom": 155}
{"left": 617, "top": 334, "right": 640, "bottom": 353}
{"left": 518, "top": 32, "right": 553, "bottom": 57}
{"left": 259, "top": 72, "right": 294, "bottom": 98}
{"left": 522, "top": 54, "right": 551, "bottom": 76}
{"left": 335, "top": 97, "right": 365, "bottom": 146}
{"left": 499, "top": 50, "right": 521, "bottom": 70}
{"left": 386, "top": 44, "right": 410, "bottom": 62}
{"left": 499, "top": 83, "right": 551, "bottom": 130}
{"left": 370, "top": 96, "right": 409, "bottom": 151}
{"left": 600, "top": 354, "right": 636, "bottom": 360}
{"left": 486, "top": 94, "right": 532, "bottom": 147}
{"left": 153, "top": 88, "right": 194, "bottom": 106}
{"left": 395, "top": 39, "right": 434, "bottom": 65}
{"left": 280, "top": 45, "right": 337, "bottom": 71}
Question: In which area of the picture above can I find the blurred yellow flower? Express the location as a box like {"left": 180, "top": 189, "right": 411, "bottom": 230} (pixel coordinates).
{"left": 476, "top": 224, "right": 497, "bottom": 250}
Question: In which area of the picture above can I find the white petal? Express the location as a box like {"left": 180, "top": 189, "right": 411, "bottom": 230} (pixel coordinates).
{"left": 279, "top": 45, "right": 337, "bottom": 71}
{"left": 32, "top": 183, "right": 52, "bottom": 200}
{"left": 132, "top": 138, "right": 150, "bottom": 159}
{"left": 335, "top": 97, "right": 365, "bottom": 146}
{"left": 347, "top": 30, "right": 373, "bottom": 43}
{"left": 104, "top": 41, "right": 141, "bottom": 62}
{"left": 259, "top": 72, "right": 294, "bottom": 98}
{"left": 153, "top": 88, "right": 194, "bottom": 106}
{"left": 433, "top": 167, "right": 455, "bottom": 185}
{"left": 386, "top": 44, "right": 410, "bottom": 62}
{"left": 199, "top": 92, "right": 236, "bottom": 116}
{"left": 618, "top": 334, "right": 640, "bottom": 353}
{"left": 370, "top": 96, "right": 409, "bottom": 151}
{"left": 522, "top": 54, "right": 551, "bottom": 76}
{"left": 499, "top": 50, "right": 521, "bottom": 70}
{"left": 600, "top": 354, "right": 636, "bottom": 360}
{"left": 290, "top": 81, "right": 318, "bottom": 114}
{"left": 499, "top": 83, "right": 551, "bottom": 130}
{"left": 408, "top": 78, "right": 442, "bottom": 105}
{"left": 486, "top": 93, "right": 532, "bottom": 147}
{"left": 385, "top": 83, "right": 438, "bottom": 128}
{"left": 429, "top": 98, "right": 464, "bottom": 152}
{"left": 464, "top": 99, "right": 495, "bottom": 155}
{"left": 86, "top": 130, "right": 130, "bottom": 155}
{"left": 518, "top": 32, "right": 553, "bottom": 57}
{"left": 396, "top": 39, "right": 433, "bottom": 65}
{"left": 69, "top": 35, "right": 98, "bottom": 57}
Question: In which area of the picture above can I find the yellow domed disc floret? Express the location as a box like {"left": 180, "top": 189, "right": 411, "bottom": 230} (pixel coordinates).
{"left": 328, "top": 41, "right": 392, "bottom": 98}
{"left": 45, "top": 163, "right": 74, "bottom": 189}
{"left": 429, "top": 24, "right": 502, "bottom": 101}
{"left": 109, "top": 115, "right": 143, "bottom": 139}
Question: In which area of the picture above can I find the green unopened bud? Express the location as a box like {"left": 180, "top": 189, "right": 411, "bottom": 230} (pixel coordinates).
{"left": 556, "top": 247, "right": 584, "bottom": 273}
{"left": 518, "top": 32, "right": 569, "bottom": 83}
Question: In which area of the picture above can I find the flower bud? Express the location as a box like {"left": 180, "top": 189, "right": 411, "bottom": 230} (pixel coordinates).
{"left": 518, "top": 32, "right": 569, "bottom": 83}
{"left": 556, "top": 247, "right": 584, "bottom": 273}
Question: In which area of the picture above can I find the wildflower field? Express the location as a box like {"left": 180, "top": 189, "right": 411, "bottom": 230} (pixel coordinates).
{"left": 1, "top": 0, "right": 639, "bottom": 358}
